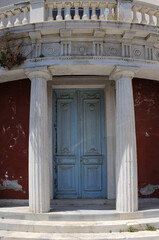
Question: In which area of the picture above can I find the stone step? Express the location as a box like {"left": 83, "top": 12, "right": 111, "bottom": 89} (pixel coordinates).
{"left": 51, "top": 199, "right": 115, "bottom": 206}
{"left": 1, "top": 207, "right": 159, "bottom": 222}
{"left": 0, "top": 218, "right": 159, "bottom": 233}
{"left": 1, "top": 230, "right": 159, "bottom": 240}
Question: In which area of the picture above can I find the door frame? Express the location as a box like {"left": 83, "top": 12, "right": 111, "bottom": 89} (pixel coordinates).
{"left": 47, "top": 76, "right": 116, "bottom": 200}
{"left": 52, "top": 89, "right": 106, "bottom": 199}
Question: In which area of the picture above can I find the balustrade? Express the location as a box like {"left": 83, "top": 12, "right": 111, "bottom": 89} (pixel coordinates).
{"left": 0, "top": 3, "right": 30, "bottom": 29}
{"left": 132, "top": 2, "right": 159, "bottom": 26}
{"left": 45, "top": 1, "right": 116, "bottom": 21}
{"left": 0, "top": 0, "right": 159, "bottom": 28}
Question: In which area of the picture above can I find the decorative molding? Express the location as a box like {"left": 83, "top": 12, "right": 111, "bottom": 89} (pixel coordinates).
{"left": 122, "top": 43, "right": 132, "bottom": 58}
{"left": 61, "top": 42, "right": 71, "bottom": 56}
{"left": 26, "top": 70, "right": 52, "bottom": 81}
{"left": 109, "top": 65, "right": 139, "bottom": 81}
{"left": 93, "top": 42, "right": 103, "bottom": 56}
{"left": 145, "top": 46, "right": 154, "bottom": 60}
{"left": 3, "top": 35, "right": 159, "bottom": 62}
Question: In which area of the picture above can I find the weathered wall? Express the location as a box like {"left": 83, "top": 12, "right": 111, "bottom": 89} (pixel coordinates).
{"left": 0, "top": 79, "right": 30, "bottom": 199}
{"left": 133, "top": 78, "right": 159, "bottom": 198}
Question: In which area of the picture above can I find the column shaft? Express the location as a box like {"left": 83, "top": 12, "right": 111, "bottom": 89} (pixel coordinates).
{"left": 116, "top": 76, "right": 138, "bottom": 212}
{"left": 29, "top": 76, "right": 50, "bottom": 213}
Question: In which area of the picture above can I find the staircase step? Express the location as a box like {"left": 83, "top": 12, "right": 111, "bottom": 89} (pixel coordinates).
{"left": 0, "top": 218, "right": 159, "bottom": 233}
{"left": 1, "top": 230, "right": 159, "bottom": 240}
{"left": 1, "top": 207, "right": 159, "bottom": 222}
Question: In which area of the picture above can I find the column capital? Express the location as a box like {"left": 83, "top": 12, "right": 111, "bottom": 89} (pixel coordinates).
{"left": 26, "top": 70, "right": 52, "bottom": 81}
{"left": 109, "top": 66, "right": 139, "bottom": 81}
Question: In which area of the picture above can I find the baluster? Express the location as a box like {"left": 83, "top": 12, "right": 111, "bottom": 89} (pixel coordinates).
{"left": 0, "top": 14, "right": 5, "bottom": 28}
{"left": 99, "top": 3, "right": 105, "bottom": 20}
{"left": 48, "top": 4, "right": 53, "bottom": 21}
{"left": 107, "top": 3, "right": 113, "bottom": 20}
{"left": 82, "top": 3, "right": 89, "bottom": 20}
{"left": 91, "top": 3, "right": 97, "bottom": 20}
{"left": 148, "top": 10, "right": 155, "bottom": 25}
{"left": 74, "top": 2, "right": 80, "bottom": 20}
{"left": 7, "top": 11, "right": 13, "bottom": 27}
{"left": 140, "top": 8, "right": 147, "bottom": 24}
{"left": 155, "top": 11, "right": 159, "bottom": 26}
{"left": 14, "top": 9, "right": 21, "bottom": 26}
{"left": 22, "top": 7, "right": 29, "bottom": 24}
{"left": 114, "top": 5, "right": 117, "bottom": 20}
{"left": 56, "top": 3, "right": 62, "bottom": 21}
{"left": 65, "top": 3, "right": 71, "bottom": 20}
{"left": 132, "top": 6, "right": 139, "bottom": 23}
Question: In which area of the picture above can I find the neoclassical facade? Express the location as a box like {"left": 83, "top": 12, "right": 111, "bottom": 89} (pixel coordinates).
{"left": 0, "top": 0, "right": 159, "bottom": 214}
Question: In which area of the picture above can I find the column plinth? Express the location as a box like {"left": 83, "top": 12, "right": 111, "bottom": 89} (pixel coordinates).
{"left": 110, "top": 66, "right": 138, "bottom": 212}
{"left": 27, "top": 70, "right": 51, "bottom": 213}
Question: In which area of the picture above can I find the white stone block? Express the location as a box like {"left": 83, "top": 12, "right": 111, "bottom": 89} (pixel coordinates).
{"left": 30, "top": 0, "right": 45, "bottom": 23}
{"left": 117, "top": 0, "right": 132, "bottom": 23}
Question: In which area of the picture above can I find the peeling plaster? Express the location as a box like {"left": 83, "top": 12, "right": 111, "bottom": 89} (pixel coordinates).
{"left": 145, "top": 132, "right": 150, "bottom": 137}
{"left": 140, "top": 184, "right": 159, "bottom": 195}
{"left": 0, "top": 179, "right": 23, "bottom": 191}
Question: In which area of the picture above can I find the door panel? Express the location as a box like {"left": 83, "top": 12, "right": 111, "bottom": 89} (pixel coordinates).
{"left": 83, "top": 165, "right": 102, "bottom": 190}
{"left": 53, "top": 90, "right": 78, "bottom": 198}
{"left": 57, "top": 99, "right": 76, "bottom": 155}
{"left": 80, "top": 91, "right": 105, "bottom": 198}
{"left": 53, "top": 89, "right": 106, "bottom": 199}
{"left": 83, "top": 99, "right": 101, "bottom": 155}
{"left": 58, "top": 165, "right": 76, "bottom": 191}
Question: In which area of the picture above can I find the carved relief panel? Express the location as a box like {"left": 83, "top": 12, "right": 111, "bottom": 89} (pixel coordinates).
{"left": 71, "top": 42, "right": 93, "bottom": 56}
{"left": 42, "top": 43, "right": 61, "bottom": 57}
{"left": 104, "top": 43, "right": 121, "bottom": 57}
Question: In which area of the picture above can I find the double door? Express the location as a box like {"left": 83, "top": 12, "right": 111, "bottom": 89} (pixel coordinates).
{"left": 53, "top": 89, "right": 106, "bottom": 198}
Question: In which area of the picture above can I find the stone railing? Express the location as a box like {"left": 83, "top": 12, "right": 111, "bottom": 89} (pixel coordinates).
{"left": 46, "top": 0, "right": 117, "bottom": 21}
{"left": 0, "top": 2, "right": 30, "bottom": 28}
{"left": 0, "top": 0, "right": 159, "bottom": 29}
{"left": 132, "top": 0, "right": 159, "bottom": 26}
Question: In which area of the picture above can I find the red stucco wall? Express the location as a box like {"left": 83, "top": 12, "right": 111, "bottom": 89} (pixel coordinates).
{"left": 0, "top": 79, "right": 30, "bottom": 199}
{"left": 133, "top": 78, "right": 159, "bottom": 198}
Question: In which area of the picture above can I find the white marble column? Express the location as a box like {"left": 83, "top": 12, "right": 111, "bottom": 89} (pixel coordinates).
{"left": 110, "top": 66, "right": 138, "bottom": 212}
{"left": 27, "top": 70, "right": 51, "bottom": 213}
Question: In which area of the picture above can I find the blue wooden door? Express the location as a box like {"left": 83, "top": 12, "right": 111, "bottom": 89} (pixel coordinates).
{"left": 53, "top": 89, "right": 106, "bottom": 198}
